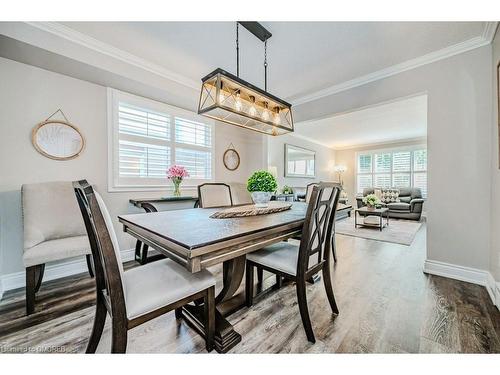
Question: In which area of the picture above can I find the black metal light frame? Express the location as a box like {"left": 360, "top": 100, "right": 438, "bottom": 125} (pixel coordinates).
{"left": 197, "top": 22, "right": 294, "bottom": 136}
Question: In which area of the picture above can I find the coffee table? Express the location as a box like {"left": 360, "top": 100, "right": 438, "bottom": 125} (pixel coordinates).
{"left": 354, "top": 206, "right": 389, "bottom": 231}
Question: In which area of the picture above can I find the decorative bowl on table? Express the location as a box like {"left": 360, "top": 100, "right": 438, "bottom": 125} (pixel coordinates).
{"left": 247, "top": 170, "right": 278, "bottom": 209}
{"left": 251, "top": 191, "right": 272, "bottom": 208}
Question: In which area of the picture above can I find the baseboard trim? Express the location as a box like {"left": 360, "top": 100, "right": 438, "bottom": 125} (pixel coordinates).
{"left": 0, "top": 248, "right": 135, "bottom": 298}
{"left": 423, "top": 259, "right": 499, "bottom": 309}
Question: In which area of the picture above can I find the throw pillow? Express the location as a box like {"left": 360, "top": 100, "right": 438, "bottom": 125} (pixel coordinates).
{"left": 380, "top": 188, "right": 400, "bottom": 203}
{"left": 374, "top": 188, "right": 382, "bottom": 200}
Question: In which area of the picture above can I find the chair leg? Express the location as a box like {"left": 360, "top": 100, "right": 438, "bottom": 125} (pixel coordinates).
{"left": 134, "top": 240, "right": 142, "bottom": 262}
{"left": 276, "top": 274, "right": 283, "bottom": 289}
{"left": 256, "top": 267, "right": 264, "bottom": 291}
{"left": 323, "top": 256, "right": 339, "bottom": 315}
{"left": 204, "top": 286, "right": 215, "bottom": 352}
{"left": 296, "top": 279, "right": 316, "bottom": 343}
{"left": 34, "top": 263, "right": 45, "bottom": 293}
{"left": 141, "top": 244, "right": 149, "bottom": 265}
{"left": 111, "top": 320, "right": 128, "bottom": 353}
{"left": 175, "top": 308, "right": 183, "bottom": 319}
{"left": 86, "top": 254, "right": 95, "bottom": 278}
{"left": 86, "top": 297, "right": 107, "bottom": 353}
{"left": 245, "top": 261, "right": 255, "bottom": 307}
{"left": 25, "top": 265, "right": 38, "bottom": 315}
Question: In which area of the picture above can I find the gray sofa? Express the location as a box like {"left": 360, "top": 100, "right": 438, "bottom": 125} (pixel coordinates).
{"left": 356, "top": 187, "right": 424, "bottom": 221}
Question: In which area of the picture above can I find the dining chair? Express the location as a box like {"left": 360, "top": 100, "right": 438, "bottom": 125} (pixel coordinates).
{"left": 22, "top": 181, "right": 94, "bottom": 315}
{"left": 305, "top": 182, "right": 319, "bottom": 203}
{"left": 296, "top": 181, "right": 340, "bottom": 263}
{"left": 245, "top": 183, "right": 341, "bottom": 343}
{"left": 73, "top": 180, "right": 215, "bottom": 353}
{"left": 197, "top": 183, "right": 233, "bottom": 208}
{"left": 228, "top": 182, "right": 253, "bottom": 205}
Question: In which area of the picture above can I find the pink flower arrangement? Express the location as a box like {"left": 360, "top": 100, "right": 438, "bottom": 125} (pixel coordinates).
{"left": 167, "top": 165, "right": 189, "bottom": 180}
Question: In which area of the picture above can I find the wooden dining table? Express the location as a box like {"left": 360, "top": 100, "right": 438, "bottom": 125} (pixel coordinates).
{"left": 118, "top": 202, "right": 308, "bottom": 353}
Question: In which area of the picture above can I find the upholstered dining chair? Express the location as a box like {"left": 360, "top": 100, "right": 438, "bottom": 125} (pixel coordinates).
{"left": 73, "top": 180, "right": 215, "bottom": 353}
{"left": 296, "top": 181, "right": 340, "bottom": 263}
{"left": 228, "top": 182, "right": 253, "bottom": 205}
{"left": 22, "top": 181, "right": 94, "bottom": 315}
{"left": 305, "top": 182, "right": 319, "bottom": 203}
{"left": 197, "top": 183, "right": 233, "bottom": 208}
{"left": 245, "top": 183, "right": 341, "bottom": 343}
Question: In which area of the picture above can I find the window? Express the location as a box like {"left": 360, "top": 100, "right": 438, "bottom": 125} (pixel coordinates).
{"left": 356, "top": 148, "right": 427, "bottom": 197}
{"left": 108, "top": 89, "right": 214, "bottom": 191}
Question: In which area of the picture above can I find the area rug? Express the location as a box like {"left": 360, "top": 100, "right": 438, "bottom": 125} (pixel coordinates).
{"left": 335, "top": 216, "right": 422, "bottom": 246}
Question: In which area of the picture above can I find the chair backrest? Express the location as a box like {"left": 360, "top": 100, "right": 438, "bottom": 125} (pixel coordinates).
{"left": 73, "top": 180, "right": 127, "bottom": 320}
{"left": 228, "top": 182, "right": 253, "bottom": 205}
{"left": 22, "top": 181, "right": 87, "bottom": 249}
{"left": 305, "top": 182, "right": 319, "bottom": 203}
{"left": 297, "top": 183, "right": 341, "bottom": 277}
{"left": 198, "top": 183, "right": 233, "bottom": 208}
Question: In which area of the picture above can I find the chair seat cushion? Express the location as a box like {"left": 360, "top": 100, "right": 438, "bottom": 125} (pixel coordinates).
{"left": 246, "top": 242, "right": 318, "bottom": 276}
{"left": 387, "top": 202, "right": 411, "bottom": 211}
{"left": 23, "top": 235, "right": 90, "bottom": 267}
{"left": 124, "top": 258, "right": 216, "bottom": 319}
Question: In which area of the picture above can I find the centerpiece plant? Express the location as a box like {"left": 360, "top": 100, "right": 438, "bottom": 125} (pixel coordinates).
{"left": 247, "top": 170, "right": 278, "bottom": 207}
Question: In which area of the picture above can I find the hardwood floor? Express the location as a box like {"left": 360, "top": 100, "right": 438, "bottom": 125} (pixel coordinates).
{"left": 1, "top": 224, "right": 499, "bottom": 353}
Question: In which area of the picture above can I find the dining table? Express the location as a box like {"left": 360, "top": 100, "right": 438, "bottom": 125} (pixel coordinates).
{"left": 118, "top": 201, "right": 309, "bottom": 353}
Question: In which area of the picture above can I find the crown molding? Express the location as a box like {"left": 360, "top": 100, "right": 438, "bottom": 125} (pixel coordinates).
{"left": 291, "top": 22, "right": 498, "bottom": 106}
{"left": 289, "top": 132, "right": 332, "bottom": 149}
{"left": 24, "top": 21, "right": 499, "bottom": 108}
{"left": 25, "top": 22, "right": 200, "bottom": 91}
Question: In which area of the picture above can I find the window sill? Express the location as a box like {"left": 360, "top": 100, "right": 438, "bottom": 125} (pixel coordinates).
{"left": 108, "top": 185, "right": 200, "bottom": 194}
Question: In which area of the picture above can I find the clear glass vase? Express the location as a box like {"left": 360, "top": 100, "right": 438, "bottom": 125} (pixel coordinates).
{"left": 172, "top": 178, "right": 182, "bottom": 197}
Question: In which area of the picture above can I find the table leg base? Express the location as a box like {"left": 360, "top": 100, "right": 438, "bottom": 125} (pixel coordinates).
{"left": 181, "top": 304, "right": 242, "bottom": 353}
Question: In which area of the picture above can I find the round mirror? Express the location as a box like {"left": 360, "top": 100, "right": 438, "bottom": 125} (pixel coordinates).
{"left": 32, "top": 120, "right": 85, "bottom": 160}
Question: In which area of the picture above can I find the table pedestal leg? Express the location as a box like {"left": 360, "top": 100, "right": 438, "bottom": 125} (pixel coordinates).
{"left": 180, "top": 256, "right": 246, "bottom": 353}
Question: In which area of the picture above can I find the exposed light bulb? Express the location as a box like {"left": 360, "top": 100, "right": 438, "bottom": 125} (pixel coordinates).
{"left": 248, "top": 95, "right": 256, "bottom": 117}
{"left": 262, "top": 102, "right": 269, "bottom": 121}
{"left": 218, "top": 83, "right": 226, "bottom": 105}
{"left": 273, "top": 107, "right": 281, "bottom": 124}
{"left": 235, "top": 91, "right": 242, "bottom": 111}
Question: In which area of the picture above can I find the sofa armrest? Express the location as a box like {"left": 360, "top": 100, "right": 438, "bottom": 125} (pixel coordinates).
{"left": 410, "top": 198, "right": 424, "bottom": 213}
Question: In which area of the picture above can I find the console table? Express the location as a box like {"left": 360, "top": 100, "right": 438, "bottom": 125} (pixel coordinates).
{"left": 129, "top": 196, "right": 198, "bottom": 264}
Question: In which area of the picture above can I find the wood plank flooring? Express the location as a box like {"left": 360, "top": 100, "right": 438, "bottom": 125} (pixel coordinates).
{"left": 1, "top": 224, "right": 499, "bottom": 353}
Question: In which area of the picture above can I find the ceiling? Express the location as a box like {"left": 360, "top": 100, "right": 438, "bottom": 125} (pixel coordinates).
{"left": 294, "top": 94, "right": 428, "bottom": 149}
{"left": 60, "top": 22, "right": 487, "bottom": 102}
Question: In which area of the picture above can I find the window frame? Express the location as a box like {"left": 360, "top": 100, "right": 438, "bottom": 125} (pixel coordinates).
{"left": 355, "top": 144, "right": 427, "bottom": 197}
{"left": 107, "top": 88, "right": 215, "bottom": 192}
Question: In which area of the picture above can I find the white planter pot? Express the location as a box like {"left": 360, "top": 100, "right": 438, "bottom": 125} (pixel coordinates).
{"left": 251, "top": 191, "right": 272, "bottom": 208}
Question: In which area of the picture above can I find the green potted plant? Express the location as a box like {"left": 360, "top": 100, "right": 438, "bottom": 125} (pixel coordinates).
{"left": 282, "top": 185, "right": 293, "bottom": 194}
{"left": 362, "top": 193, "right": 381, "bottom": 210}
{"left": 247, "top": 170, "right": 278, "bottom": 207}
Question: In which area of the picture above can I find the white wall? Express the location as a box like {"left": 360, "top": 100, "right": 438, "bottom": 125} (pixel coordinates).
{"left": 490, "top": 31, "right": 500, "bottom": 282}
{"left": 0, "top": 57, "right": 266, "bottom": 281}
{"left": 335, "top": 139, "right": 427, "bottom": 205}
{"left": 267, "top": 134, "right": 335, "bottom": 190}
{"left": 295, "top": 45, "right": 493, "bottom": 272}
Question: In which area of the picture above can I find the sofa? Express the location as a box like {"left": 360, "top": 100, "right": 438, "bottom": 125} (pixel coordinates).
{"left": 356, "top": 187, "right": 424, "bottom": 221}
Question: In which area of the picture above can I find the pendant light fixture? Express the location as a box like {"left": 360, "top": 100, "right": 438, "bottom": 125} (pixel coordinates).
{"left": 198, "top": 22, "right": 294, "bottom": 136}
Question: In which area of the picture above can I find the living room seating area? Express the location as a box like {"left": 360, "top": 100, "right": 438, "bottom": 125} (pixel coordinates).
{"left": 356, "top": 187, "right": 424, "bottom": 221}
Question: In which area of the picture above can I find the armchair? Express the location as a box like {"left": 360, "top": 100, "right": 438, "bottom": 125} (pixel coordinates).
{"left": 22, "top": 181, "right": 93, "bottom": 315}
